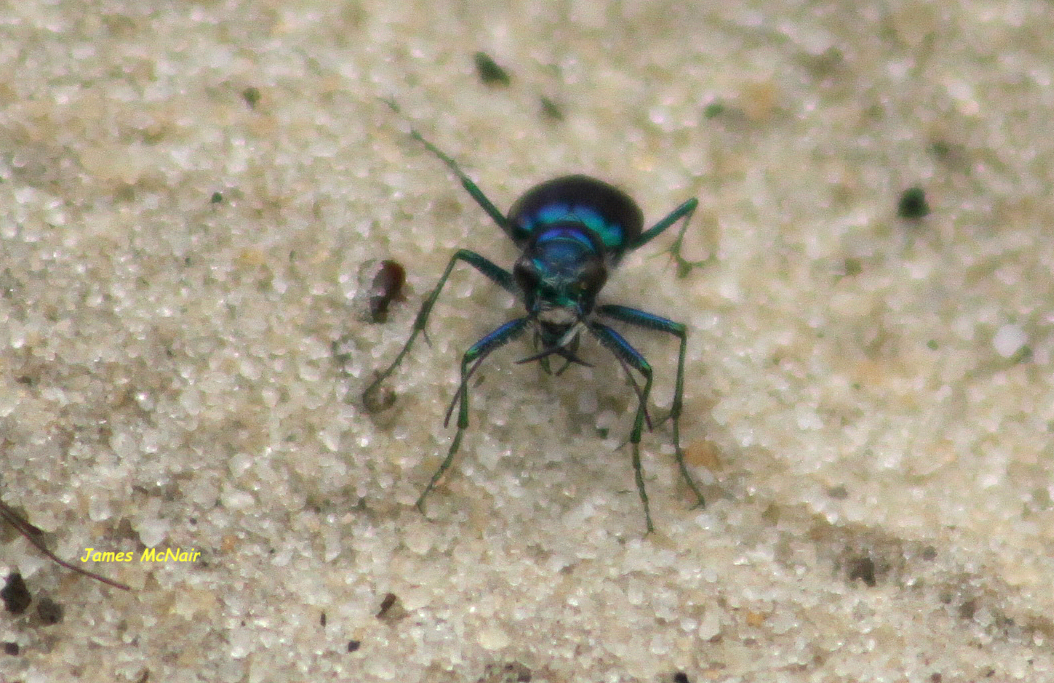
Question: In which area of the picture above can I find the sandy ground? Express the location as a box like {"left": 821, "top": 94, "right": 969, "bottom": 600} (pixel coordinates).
{"left": 3, "top": 1, "right": 1054, "bottom": 681}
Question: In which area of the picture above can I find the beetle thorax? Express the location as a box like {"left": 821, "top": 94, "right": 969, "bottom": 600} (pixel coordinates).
{"left": 513, "top": 226, "right": 609, "bottom": 323}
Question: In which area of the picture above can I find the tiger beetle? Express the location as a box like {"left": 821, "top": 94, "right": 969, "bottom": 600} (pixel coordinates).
{"left": 364, "top": 99, "right": 709, "bottom": 533}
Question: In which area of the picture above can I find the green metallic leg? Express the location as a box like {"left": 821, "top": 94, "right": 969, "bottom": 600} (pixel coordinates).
{"left": 631, "top": 197, "right": 710, "bottom": 278}
{"left": 362, "top": 249, "right": 515, "bottom": 410}
{"left": 416, "top": 317, "right": 530, "bottom": 511}
{"left": 589, "top": 322, "right": 656, "bottom": 533}
{"left": 597, "top": 305, "right": 706, "bottom": 511}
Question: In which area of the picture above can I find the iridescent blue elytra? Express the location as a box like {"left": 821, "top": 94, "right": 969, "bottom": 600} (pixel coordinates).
{"left": 363, "top": 99, "right": 709, "bottom": 533}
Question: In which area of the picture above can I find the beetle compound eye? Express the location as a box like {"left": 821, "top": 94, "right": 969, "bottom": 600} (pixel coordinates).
{"left": 513, "top": 260, "right": 540, "bottom": 292}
